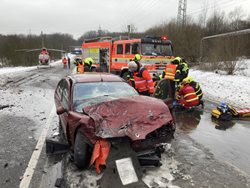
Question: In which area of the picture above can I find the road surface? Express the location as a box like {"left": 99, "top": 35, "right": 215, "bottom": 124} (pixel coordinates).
{"left": 0, "top": 63, "right": 249, "bottom": 188}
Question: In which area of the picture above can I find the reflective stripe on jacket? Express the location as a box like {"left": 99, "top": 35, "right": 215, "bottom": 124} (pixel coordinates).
{"left": 190, "top": 81, "right": 203, "bottom": 99}
{"left": 133, "top": 68, "right": 155, "bottom": 94}
{"left": 164, "top": 64, "right": 177, "bottom": 80}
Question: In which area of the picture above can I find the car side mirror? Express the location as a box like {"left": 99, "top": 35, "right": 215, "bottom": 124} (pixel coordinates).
{"left": 56, "top": 106, "right": 67, "bottom": 115}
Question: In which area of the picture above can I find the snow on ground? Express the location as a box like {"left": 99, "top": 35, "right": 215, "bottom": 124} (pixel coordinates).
{"left": 0, "top": 59, "right": 62, "bottom": 76}
{"left": 190, "top": 59, "right": 250, "bottom": 108}
{"left": 0, "top": 66, "right": 37, "bottom": 75}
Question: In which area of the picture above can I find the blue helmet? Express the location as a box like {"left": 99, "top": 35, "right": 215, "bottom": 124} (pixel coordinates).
{"left": 220, "top": 102, "right": 227, "bottom": 109}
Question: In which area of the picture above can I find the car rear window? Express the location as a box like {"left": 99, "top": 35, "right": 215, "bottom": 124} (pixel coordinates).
{"left": 73, "top": 82, "right": 138, "bottom": 112}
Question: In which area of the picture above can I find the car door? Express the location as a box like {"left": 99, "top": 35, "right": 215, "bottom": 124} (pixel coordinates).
{"left": 55, "top": 79, "right": 70, "bottom": 134}
{"left": 153, "top": 79, "right": 174, "bottom": 108}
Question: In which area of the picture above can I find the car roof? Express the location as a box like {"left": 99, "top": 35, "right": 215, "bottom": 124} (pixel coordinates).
{"left": 68, "top": 73, "right": 125, "bottom": 83}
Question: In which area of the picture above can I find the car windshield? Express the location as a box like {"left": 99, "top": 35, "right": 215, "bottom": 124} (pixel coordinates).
{"left": 141, "top": 43, "right": 173, "bottom": 56}
{"left": 73, "top": 82, "right": 138, "bottom": 113}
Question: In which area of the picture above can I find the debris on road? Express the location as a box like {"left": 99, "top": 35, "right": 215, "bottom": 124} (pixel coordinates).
{"left": 0, "top": 104, "right": 14, "bottom": 110}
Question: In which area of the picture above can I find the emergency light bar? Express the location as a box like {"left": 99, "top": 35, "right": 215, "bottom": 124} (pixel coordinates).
{"left": 161, "top": 36, "right": 168, "bottom": 40}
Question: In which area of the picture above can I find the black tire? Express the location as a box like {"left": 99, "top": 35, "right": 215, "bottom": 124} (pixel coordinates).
{"left": 91, "top": 67, "right": 97, "bottom": 72}
{"left": 74, "top": 130, "right": 89, "bottom": 169}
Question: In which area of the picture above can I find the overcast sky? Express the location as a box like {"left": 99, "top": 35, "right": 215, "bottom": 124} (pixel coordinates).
{"left": 0, "top": 0, "right": 249, "bottom": 39}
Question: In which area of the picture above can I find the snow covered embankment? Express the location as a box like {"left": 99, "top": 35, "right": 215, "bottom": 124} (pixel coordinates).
{"left": 190, "top": 69, "right": 250, "bottom": 108}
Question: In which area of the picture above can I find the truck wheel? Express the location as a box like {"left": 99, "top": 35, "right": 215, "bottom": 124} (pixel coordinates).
{"left": 74, "top": 130, "right": 90, "bottom": 169}
{"left": 91, "top": 67, "right": 97, "bottom": 72}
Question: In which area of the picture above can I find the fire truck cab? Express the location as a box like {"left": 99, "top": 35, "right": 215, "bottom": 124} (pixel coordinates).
{"left": 82, "top": 36, "right": 174, "bottom": 79}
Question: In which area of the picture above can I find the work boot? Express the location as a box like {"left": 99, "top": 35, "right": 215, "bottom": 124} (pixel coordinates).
{"left": 200, "top": 100, "right": 205, "bottom": 109}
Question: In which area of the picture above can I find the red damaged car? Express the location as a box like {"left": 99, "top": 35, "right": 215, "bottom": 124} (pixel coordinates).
{"left": 54, "top": 73, "right": 175, "bottom": 169}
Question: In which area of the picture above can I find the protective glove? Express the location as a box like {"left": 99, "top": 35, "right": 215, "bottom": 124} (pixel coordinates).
{"left": 172, "top": 100, "right": 182, "bottom": 108}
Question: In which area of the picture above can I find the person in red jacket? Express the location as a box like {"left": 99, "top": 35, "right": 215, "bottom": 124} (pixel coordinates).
{"left": 128, "top": 61, "right": 154, "bottom": 96}
{"left": 176, "top": 80, "right": 199, "bottom": 108}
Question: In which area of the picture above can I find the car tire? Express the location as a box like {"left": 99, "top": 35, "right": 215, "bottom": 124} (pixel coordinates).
{"left": 74, "top": 130, "right": 89, "bottom": 169}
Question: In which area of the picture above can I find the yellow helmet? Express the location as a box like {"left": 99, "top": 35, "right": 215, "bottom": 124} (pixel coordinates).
{"left": 182, "top": 76, "right": 193, "bottom": 84}
{"left": 134, "top": 54, "right": 141, "bottom": 61}
{"left": 171, "top": 57, "right": 182, "bottom": 64}
{"left": 85, "top": 57, "right": 94, "bottom": 64}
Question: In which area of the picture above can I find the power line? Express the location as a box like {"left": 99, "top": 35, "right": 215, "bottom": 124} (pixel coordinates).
{"left": 187, "top": 0, "right": 248, "bottom": 16}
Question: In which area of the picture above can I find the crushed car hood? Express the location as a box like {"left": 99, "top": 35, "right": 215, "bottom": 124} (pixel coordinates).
{"left": 83, "top": 95, "right": 173, "bottom": 141}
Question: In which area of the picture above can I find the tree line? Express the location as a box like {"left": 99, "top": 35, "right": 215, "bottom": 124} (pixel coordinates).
{"left": 0, "top": 33, "right": 77, "bottom": 67}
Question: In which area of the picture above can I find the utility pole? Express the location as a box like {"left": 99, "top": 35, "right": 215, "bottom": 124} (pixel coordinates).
{"left": 127, "top": 25, "right": 131, "bottom": 38}
{"left": 177, "top": 0, "right": 187, "bottom": 26}
{"left": 41, "top": 31, "right": 44, "bottom": 47}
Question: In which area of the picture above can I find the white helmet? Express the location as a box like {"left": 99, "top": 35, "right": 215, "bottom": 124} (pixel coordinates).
{"left": 128, "top": 61, "right": 138, "bottom": 72}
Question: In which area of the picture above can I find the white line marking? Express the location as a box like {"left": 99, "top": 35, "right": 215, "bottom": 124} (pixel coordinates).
{"left": 19, "top": 105, "right": 56, "bottom": 188}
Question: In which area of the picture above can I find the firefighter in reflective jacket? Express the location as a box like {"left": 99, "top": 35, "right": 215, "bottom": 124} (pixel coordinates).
{"left": 173, "top": 57, "right": 189, "bottom": 83}
{"left": 128, "top": 61, "right": 154, "bottom": 96}
{"left": 160, "top": 57, "right": 179, "bottom": 98}
{"left": 183, "top": 76, "right": 203, "bottom": 100}
{"left": 84, "top": 57, "right": 94, "bottom": 72}
{"left": 183, "top": 76, "right": 204, "bottom": 108}
{"left": 162, "top": 62, "right": 177, "bottom": 80}
{"left": 176, "top": 79, "right": 199, "bottom": 108}
{"left": 74, "top": 58, "right": 84, "bottom": 74}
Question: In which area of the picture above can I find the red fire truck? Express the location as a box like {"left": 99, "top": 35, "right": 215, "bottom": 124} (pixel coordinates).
{"left": 82, "top": 36, "right": 175, "bottom": 79}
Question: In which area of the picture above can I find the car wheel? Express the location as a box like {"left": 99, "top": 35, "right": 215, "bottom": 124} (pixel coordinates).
{"left": 74, "top": 130, "right": 90, "bottom": 169}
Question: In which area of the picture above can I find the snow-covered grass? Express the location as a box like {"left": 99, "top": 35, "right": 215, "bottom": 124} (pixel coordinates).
{"left": 190, "top": 59, "right": 250, "bottom": 108}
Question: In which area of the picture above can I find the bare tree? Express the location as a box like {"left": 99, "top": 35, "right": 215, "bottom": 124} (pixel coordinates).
{"left": 198, "top": 0, "right": 209, "bottom": 28}
{"left": 229, "top": 6, "right": 246, "bottom": 31}
{"left": 206, "top": 9, "right": 227, "bottom": 35}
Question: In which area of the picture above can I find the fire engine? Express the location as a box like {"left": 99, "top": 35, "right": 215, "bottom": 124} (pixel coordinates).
{"left": 82, "top": 36, "right": 175, "bottom": 79}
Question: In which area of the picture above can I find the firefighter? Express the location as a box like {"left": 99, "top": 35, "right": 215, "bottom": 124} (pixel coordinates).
{"left": 75, "top": 57, "right": 84, "bottom": 74}
{"left": 84, "top": 57, "right": 94, "bottom": 72}
{"left": 183, "top": 76, "right": 204, "bottom": 108}
{"left": 128, "top": 61, "right": 154, "bottom": 96}
{"left": 174, "top": 57, "right": 189, "bottom": 83}
{"left": 62, "top": 57, "right": 68, "bottom": 69}
{"left": 67, "top": 56, "right": 71, "bottom": 69}
{"left": 183, "top": 76, "right": 203, "bottom": 100}
{"left": 175, "top": 79, "right": 199, "bottom": 109}
{"left": 160, "top": 57, "right": 180, "bottom": 98}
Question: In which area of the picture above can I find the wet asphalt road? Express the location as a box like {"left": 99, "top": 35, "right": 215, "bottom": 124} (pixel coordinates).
{"left": 0, "top": 63, "right": 71, "bottom": 188}
{"left": 0, "top": 63, "right": 250, "bottom": 188}
{"left": 175, "top": 104, "right": 250, "bottom": 175}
